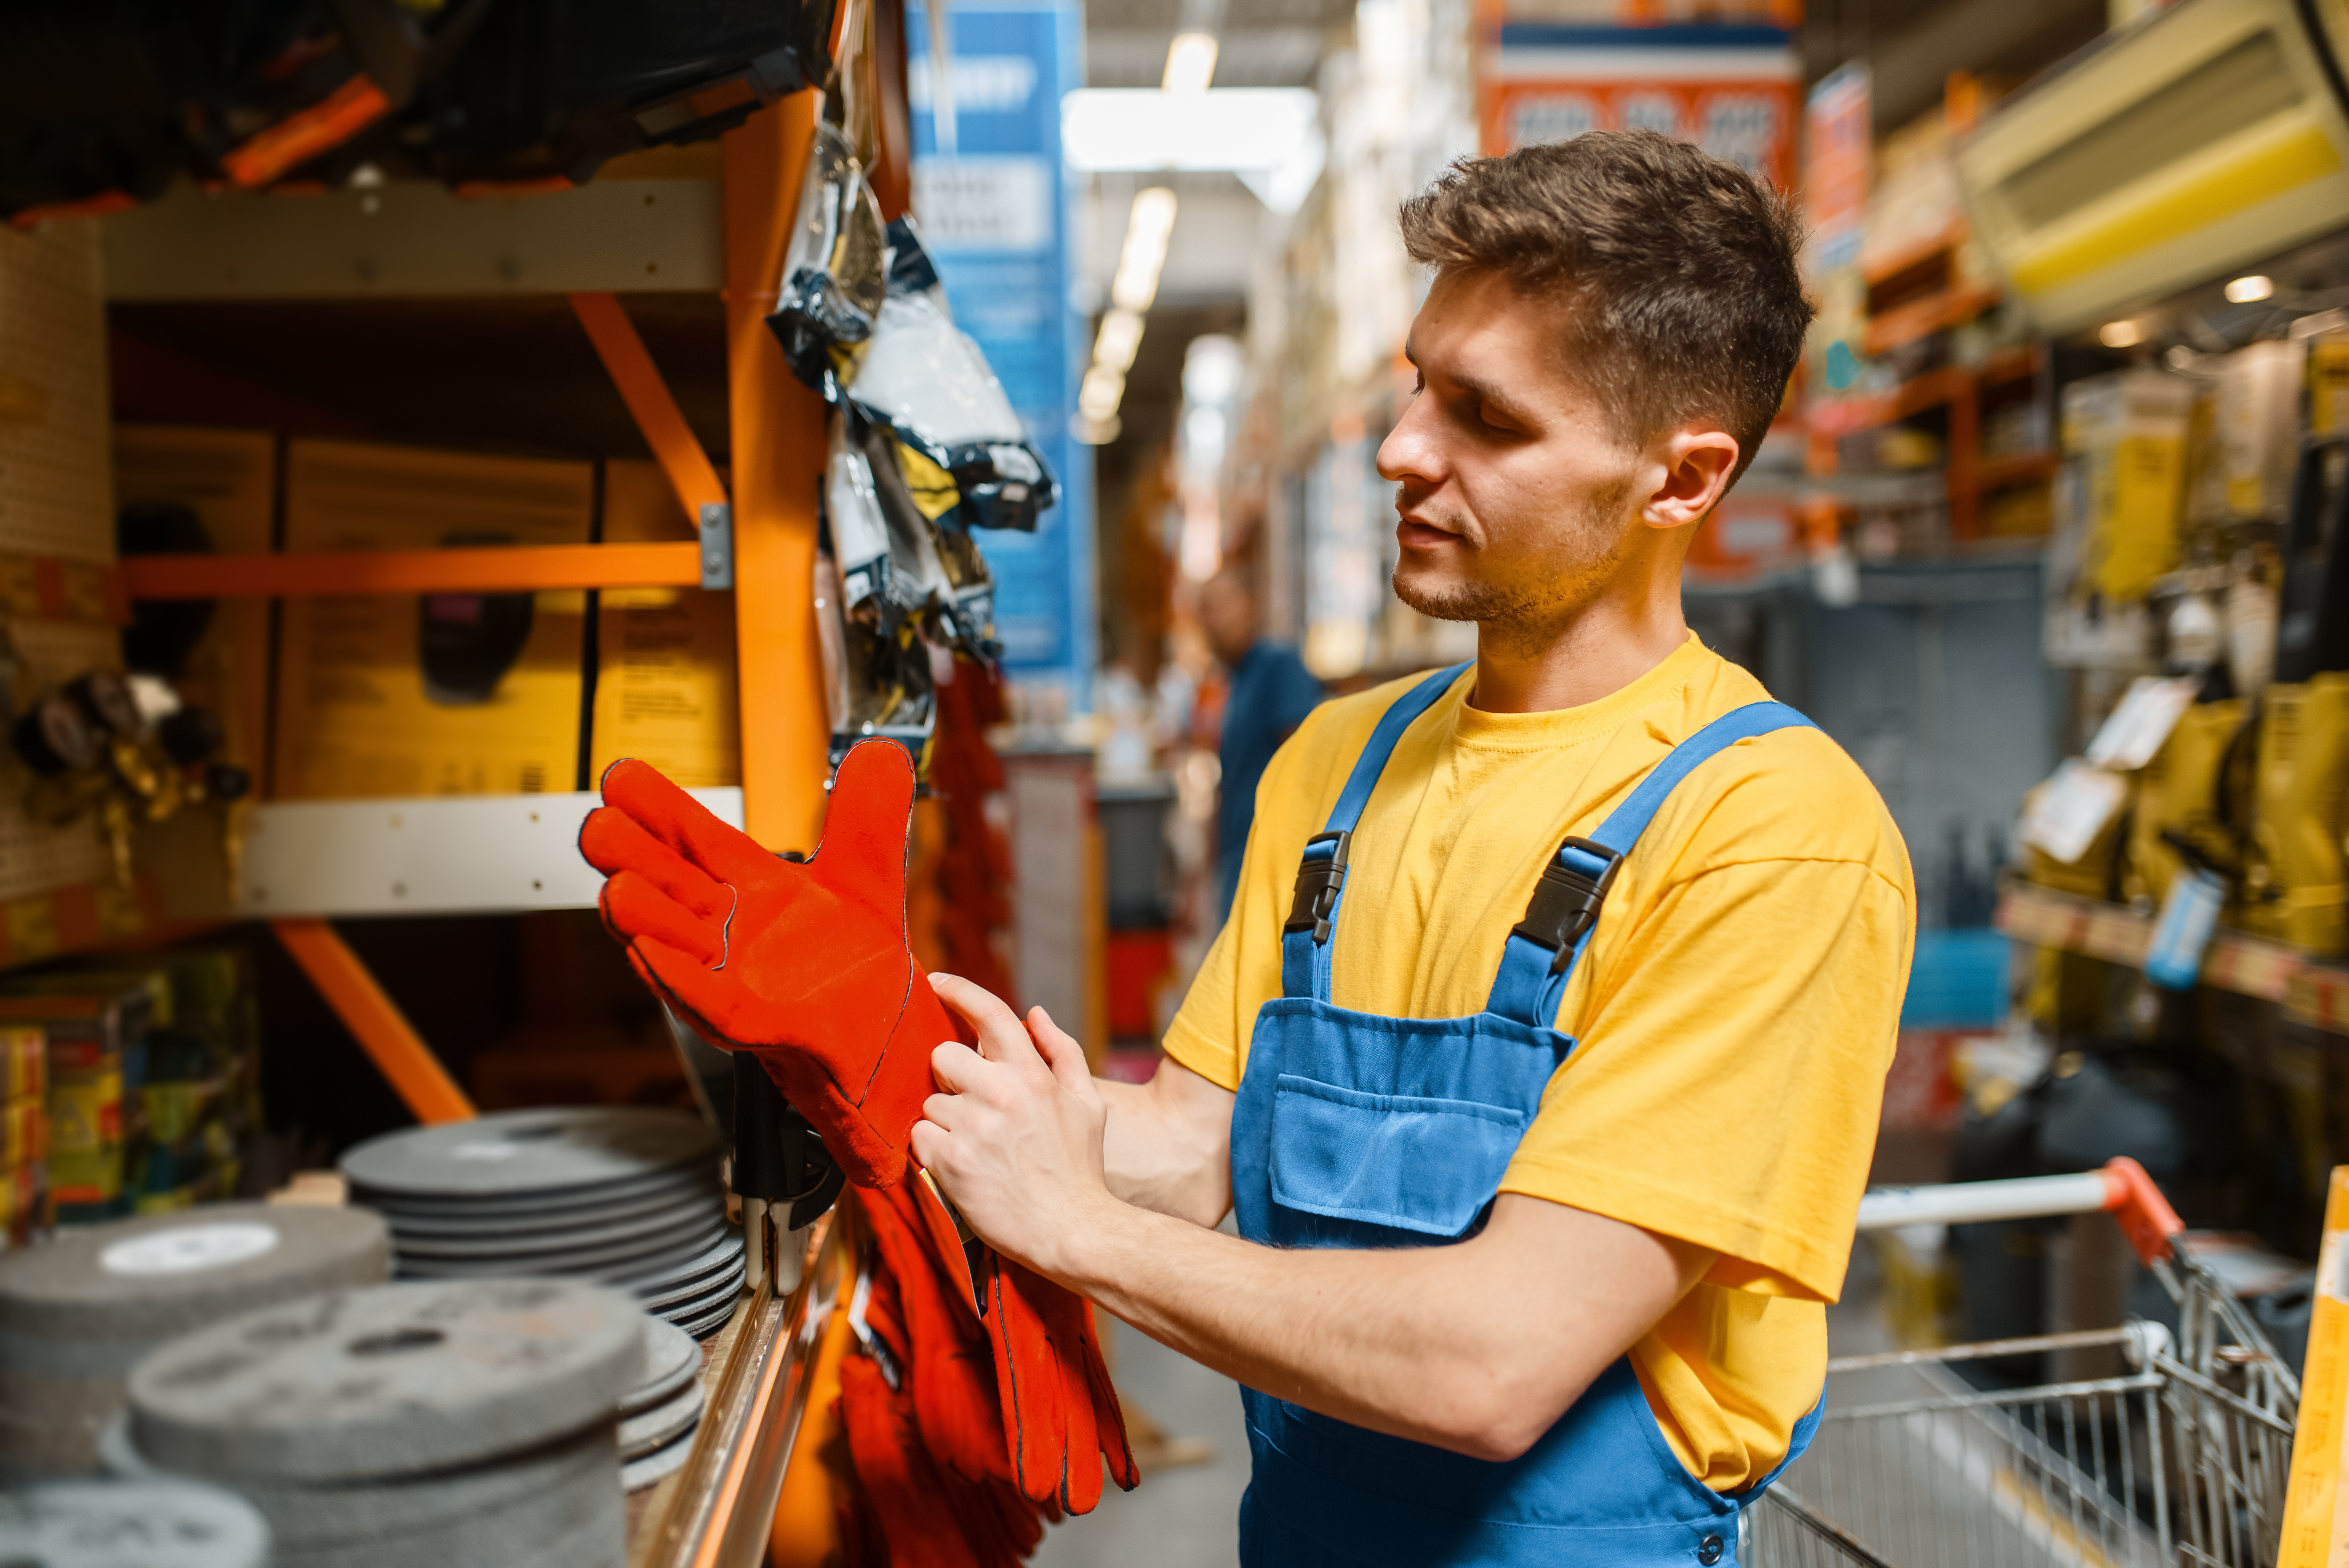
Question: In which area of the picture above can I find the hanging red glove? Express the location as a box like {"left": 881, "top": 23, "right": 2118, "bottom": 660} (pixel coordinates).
{"left": 863, "top": 1163, "right": 1139, "bottom": 1514}
{"left": 578, "top": 740, "right": 955, "bottom": 1189}
{"left": 838, "top": 1356, "right": 1047, "bottom": 1568}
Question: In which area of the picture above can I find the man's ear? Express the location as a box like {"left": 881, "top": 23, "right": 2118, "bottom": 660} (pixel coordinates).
{"left": 1639, "top": 428, "right": 1741, "bottom": 531}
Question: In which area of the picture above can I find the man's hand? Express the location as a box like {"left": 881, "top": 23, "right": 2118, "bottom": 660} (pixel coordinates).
{"left": 914, "top": 974, "right": 1120, "bottom": 1278}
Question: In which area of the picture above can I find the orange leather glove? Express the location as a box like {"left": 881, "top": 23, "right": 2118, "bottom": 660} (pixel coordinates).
{"left": 579, "top": 740, "right": 954, "bottom": 1189}
{"left": 860, "top": 1176, "right": 1138, "bottom": 1515}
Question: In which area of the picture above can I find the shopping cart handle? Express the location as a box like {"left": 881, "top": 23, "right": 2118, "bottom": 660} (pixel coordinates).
{"left": 1855, "top": 1158, "right": 2183, "bottom": 1266}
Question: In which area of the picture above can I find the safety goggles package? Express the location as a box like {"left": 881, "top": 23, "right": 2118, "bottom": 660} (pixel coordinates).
{"left": 845, "top": 219, "right": 1057, "bottom": 533}
{"left": 767, "top": 125, "right": 891, "bottom": 397}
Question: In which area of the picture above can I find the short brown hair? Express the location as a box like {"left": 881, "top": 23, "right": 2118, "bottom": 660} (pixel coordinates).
{"left": 1399, "top": 130, "right": 1812, "bottom": 477}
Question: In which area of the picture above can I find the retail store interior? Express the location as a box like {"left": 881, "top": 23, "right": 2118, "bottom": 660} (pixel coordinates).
{"left": 2, "top": 0, "right": 2349, "bottom": 1561}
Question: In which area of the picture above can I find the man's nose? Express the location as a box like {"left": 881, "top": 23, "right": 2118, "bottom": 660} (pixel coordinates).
{"left": 1376, "top": 398, "right": 1438, "bottom": 484}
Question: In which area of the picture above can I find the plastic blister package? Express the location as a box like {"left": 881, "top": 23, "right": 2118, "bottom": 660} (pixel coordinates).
{"left": 768, "top": 125, "right": 891, "bottom": 395}
{"left": 847, "top": 220, "right": 1057, "bottom": 533}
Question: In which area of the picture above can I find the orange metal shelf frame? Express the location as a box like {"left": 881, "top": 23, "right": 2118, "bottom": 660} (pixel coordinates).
{"left": 118, "top": 541, "right": 704, "bottom": 599}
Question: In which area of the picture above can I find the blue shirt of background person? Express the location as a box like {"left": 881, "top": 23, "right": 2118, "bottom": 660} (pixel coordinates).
{"left": 1201, "top": 569, "right": 1324, "bottom": 921}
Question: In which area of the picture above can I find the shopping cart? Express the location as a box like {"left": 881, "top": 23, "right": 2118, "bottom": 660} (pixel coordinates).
{"left": 1743, "top": 1159, "right": 2301, "bottom": 1568}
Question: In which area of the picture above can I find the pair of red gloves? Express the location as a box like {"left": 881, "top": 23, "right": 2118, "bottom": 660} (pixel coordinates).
{"left": 578, "top": 741, "right": 1136, "bottom": 1518}
{"left": 836, "top": 1172, "right": 1134, "bottom": 1564}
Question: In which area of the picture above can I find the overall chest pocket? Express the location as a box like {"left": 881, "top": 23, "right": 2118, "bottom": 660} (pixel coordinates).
{"left": 1267, "top": 1074, "right": 1530, "bottom": 1240}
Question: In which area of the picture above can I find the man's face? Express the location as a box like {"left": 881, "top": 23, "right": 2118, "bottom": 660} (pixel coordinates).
{"left": 1198, "top": 576, "right": 1259, "bottom": 666}
{"left": 1376, "top": 269, "right": 1645, "bottom": 634}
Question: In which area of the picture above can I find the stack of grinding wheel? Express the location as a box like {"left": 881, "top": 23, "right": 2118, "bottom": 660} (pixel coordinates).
{"left": 112, "top": 1278, "right": 644, "bottom": 1568}
{"left": 618, "top": 1314, "right": 709, "bottom": 1490}
{"left": 0, "top": 1202, "right": 390, "bottom": 1475}
{"left": 0, "top": 1480, "right": 271, "bottom": 1568}
{"left": 341, "top": 1107, "right": 745, "bottom": 1340}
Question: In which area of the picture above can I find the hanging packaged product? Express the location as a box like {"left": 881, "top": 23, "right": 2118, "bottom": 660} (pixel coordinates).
{"left": 2215, "top": 340, "right": 2306, "bottom": 523}
{"left": 854, "top": 415, "right": 1001, "bottom": 662}
{"left": 2313, "top": 331, "right": 2349, "bottom": 437}
{"left": 768, "top": 124, "right": 892, "bottom": 396}
{"left": 818, "top": 415, "right": 942, "bottom": 761}
{"left": 845, "top": 219, "right": 1057, "bottom": 534}
{"left": 2059, "top": 369, "right": 2193, "bottom": 604}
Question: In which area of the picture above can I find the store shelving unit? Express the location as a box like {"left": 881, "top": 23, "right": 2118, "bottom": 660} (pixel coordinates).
{"left": 1994, "top": 879, "right": 2349, "bottom": 1035}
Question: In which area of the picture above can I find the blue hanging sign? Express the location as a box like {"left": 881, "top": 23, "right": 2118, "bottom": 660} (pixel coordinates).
{"left": 905, "top": 0, "right": 1096, "bottom": 718}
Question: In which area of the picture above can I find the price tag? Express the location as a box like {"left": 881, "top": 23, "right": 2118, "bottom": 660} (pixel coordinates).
{"left": 2018, "top": 761, "right": 2127, "bottom": 864}
{"left": 2144, "top": 868, "right": 2225, "bottom": 990}
{"left": 2084, "top": 676, "right": 2199, "bottom": 770}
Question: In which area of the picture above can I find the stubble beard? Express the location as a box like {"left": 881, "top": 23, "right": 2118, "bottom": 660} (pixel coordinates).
{"left": 1391, "top": 476, "right": 1638, "bottom": 657}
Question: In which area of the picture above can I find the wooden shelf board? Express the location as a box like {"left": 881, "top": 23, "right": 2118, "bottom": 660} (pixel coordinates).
{"left": 1995, "top": 880, "right": 2349, "bottom": 1032}
{"left": 1978, "top": 451, "right": 2058, "bottom": 489}
{"left": 1862, "top": 225, "right": 1967, "bottom": 290}
{"left": 120, "top": 541, "right": 705, "bottom": 599}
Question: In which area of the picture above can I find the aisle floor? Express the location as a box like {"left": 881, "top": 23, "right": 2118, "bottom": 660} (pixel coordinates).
{"left": 1035, "top": 1322, "right": 1252, "bottom": 1568}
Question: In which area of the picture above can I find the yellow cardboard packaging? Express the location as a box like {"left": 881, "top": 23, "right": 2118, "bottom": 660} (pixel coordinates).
{"left": 0, "top": 1025, "right": 41, "bottom": 1103}
{"left": 2062, "top": 369, "right": 2192, "bottom": 603}
{"left": 273, "top": 439, "right": 592, "bottom": 798}
{"left": 112, "top": 427, "right": 275, "bottom": 774}
{"left": 588, "top": 460, "right": 740, "bottom": 788}
{"left": 2281, "top": 1166, "right": 2349, "bottom": 1565}
{"left": 0, "top": 1098, "right": 42, "bottom": 1169}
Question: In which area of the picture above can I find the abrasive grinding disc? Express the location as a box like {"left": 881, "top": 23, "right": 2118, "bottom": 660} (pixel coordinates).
{"left": 0, "top": 1479, "right": 271, "bottom": 1568}
{"left": 367, "top": 1180, "right": 724, "bottom": 1242}
{"left": 0, "top": 1204, "right": 391, "bottom": 1346}
{"left": 622, "top": 1318, "right": 700, "bottom": 1417}
{"left": 128, "top": 1279, "right": 643, "bottom": 1485}
{"left": 105, "top": 1414, "right": 617, "bottom": 1554}
{"left": 0, "top": 1205, "right": 389, "bottom": 1474}
{"left": 392, "top": 1215, "right": 733, "bottom": 1285}
{"left": 618, "top": 1380, "right": 705, "bottom": 1460}
{"left": 356, "top": 1165, "right": 721, "bottom": 1225}
{"left": 622, "top": 1424, "right": 698, "bottom": 1492}
{"left": 639, "top": 1255, "right": 745, "bottom": 1314}
{"left": 676, "top": 1291, "right": 741, "bottom": 1340}
{"left": 663, "top": 1266, "right": 747, "bottom": 1328}
{"left": 391, "top": 1207, "right": 730, "bottom": 1271}
{"left": 258, "top": 1447, "right": 623, "bottom": 1568}
{"left": 611, "top": 1231, "right": 743, "bottom": 1297}
{"left": 342, "top": 1108, "right": 718, "bottom": 1205}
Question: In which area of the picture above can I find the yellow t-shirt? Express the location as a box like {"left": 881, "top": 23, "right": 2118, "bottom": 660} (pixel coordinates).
{"left": 1164, "top": 633, "right": 1915, "bottom": 1491}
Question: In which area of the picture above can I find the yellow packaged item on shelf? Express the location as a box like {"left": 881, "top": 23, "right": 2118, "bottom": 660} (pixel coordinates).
{"left": 588, "top": 459, "right": 740, "bottom": 789}
{"left": 2312, "top": 333, "right": 2349, "bottom": 436}
{"left": 0, "top": 1164, "right": 37, "bottom": 1249}
{"left": 46, "top": 1066, "right": 122, "bottom": 1207}
{"left": 273, "top": 439, "right": 592, "bottom": 799}
{"left": 2242, "top": 674, "right": 2349, "bottom": 953}
{"left": 2062, "top": 369, "right": 2191, "bottom": 603}
{"left": 2126, "top": 700, "right": 2246, "bottom": 907}
{"left": 0, "top": 1025, "right": 41, "bottom": 1102}
{"left": 0, "top": 1097, "right": 42, "bottom": 1169}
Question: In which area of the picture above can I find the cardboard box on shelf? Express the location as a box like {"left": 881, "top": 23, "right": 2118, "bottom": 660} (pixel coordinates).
{"left": 273, "top": 439, "right": 593, "bottom": 800}
{"left": 0, "top": 987, "right": 153, "bottom": 1221}
{"left": 0, "top": 1098, "right": 42, "bottom": 1169}
{"left": 2060, "top": 369, "right": 2192, "bottom": 604}
{"left": 588, "top": 460, "right": 740, "bottom": 788}
{"left": 0, "top": 1164, "right": 40, "bottom": 1251}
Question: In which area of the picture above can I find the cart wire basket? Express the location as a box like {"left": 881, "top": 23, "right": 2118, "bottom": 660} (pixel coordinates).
{"left": 1744, "top": 1160, "right": 2301, "bottom": 1568}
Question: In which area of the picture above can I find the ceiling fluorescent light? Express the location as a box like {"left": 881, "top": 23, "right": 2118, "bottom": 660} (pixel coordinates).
{"left": 1062, "top": 89, "right": 1320, "bottom": 176}
{"left": 1110, "top": 187, "right": 1178, "bottom": 312}
{"left": 2225, "top": 274, "right": 2275, "bottom": 304}
{"left": 1093, "top": 308, "right": 1147, "bottom": 374}
{"left": 1163, "top": 32, "right": 1219, "bottom": 93}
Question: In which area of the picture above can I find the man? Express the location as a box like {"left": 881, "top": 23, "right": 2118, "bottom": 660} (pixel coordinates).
{"left": 1197, "top": 567, "right": 1323, "bottom": 921}
{"left": 914, "top": 130, "right": 1914, "bottom": 1565}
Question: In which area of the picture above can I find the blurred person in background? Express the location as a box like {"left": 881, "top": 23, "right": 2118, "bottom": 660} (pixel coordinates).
{"left": 1199, "top": 567, "right": 1323, "bottom": 923}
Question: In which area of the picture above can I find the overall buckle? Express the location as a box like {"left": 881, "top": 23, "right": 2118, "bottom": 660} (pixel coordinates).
{"left": 1511, "top": 837, "right": 1622, "bottom": 973}
{"left": 1284, "top": 830, "right": 1352, "bottom": 943}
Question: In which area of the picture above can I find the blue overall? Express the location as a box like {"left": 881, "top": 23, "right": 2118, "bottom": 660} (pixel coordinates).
{"left": 1230, "top": 664, "right": 1824, "bottom": 1567}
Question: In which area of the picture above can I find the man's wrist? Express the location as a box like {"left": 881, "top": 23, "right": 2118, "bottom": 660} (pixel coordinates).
{"left": 1044, "top": 1188, "right": 1149, "bottom": 1298}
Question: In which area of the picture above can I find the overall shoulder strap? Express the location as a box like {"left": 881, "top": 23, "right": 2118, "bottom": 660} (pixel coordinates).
{"left": 1485, "top": 701, "right": 1815, "bottom": 1028}
{"left": 1278, "top": 662, "right": 1470, "bottom": 1001}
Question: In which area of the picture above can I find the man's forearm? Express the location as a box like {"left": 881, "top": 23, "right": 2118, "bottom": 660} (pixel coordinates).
{"left": 1095, "top": 1070, "right": 1232, "bottom": 1229}
{"left": 1052, "top": 1191, "right": 1705, "bottom": 1463}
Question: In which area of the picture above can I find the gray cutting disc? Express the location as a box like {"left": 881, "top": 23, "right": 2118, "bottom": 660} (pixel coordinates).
{"left": 367, "top": 1179, "right": 725, "bottom": 1240}
{"left": 0, "top": 1480, "right": 271, "bottom": 1568}
{"left": 263, "top": 1443, "right": 623, "bottom": 1568}
{"left": 622, "top": 1318, "right": 700, "bottom": 1417}
{"left": 614, "top": 1231, "right": 744, "bottom": 1296}
{"left": 676, "top": 1290, "right": 741, "bottom": 1340}
{"left": 356, "top": 1164, "right": 721, "bottom": 1226}
{"left": 621, "top": 1423, "right": 698, "bottom": 1493}
{"left": 618, "top": 1379, "right": 704, "bottom": 1461}
{"left": 640, "top": 1256, "right": 744, "bottom": 1315}
{"left": 341, "top": 1108, "right": 718, "bottom": 1204}
{"left": 392, "top": 1213, "right": 731, "bottom": 1281}
{"left": 0, "top": 1204, "right": 390, "bottom": 1347}
{"left": 390, "top": 1204, "right": 728, "bottom": 1267}
{"left": 129, "top": 1279, "right": 643, "bottom": 1485}
{"left": 111, "top": 1414, "right": 616, "bottom": 1553}
{"left": 508, "top": 1472, "right": 627, "bottom": 1568}
{"left": 659, "top": 1268, "right": 746, "bottom": 1329}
